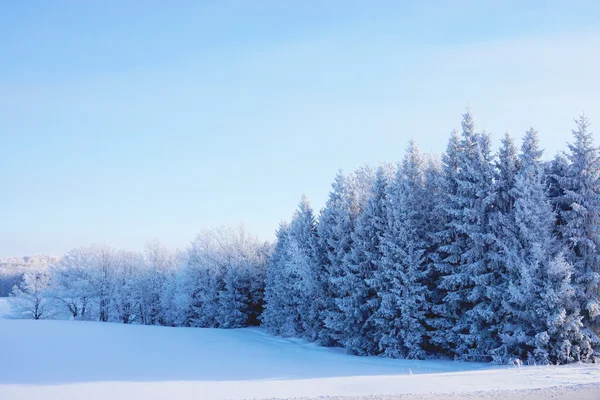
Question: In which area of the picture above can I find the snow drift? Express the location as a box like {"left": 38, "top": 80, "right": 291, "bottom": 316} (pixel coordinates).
{"left": 0, "top": 298, "right": 598, "bottom": 400}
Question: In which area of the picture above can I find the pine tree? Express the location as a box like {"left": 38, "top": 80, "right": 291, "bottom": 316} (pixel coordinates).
{"left": 497, "top": 128, "right": 594, "bottom": 363}
{"left": 337, "top": 164, "right": 393, "bottom": 355}
{"left": 433, "top": 111, "right": 497, "bottom": 360}
{"left": 559, "top": 115, "right": 600, "bottom": 331}
{"left": 429, "top": 129, "right": 462, "bottom": 355}
{"left": 262, "top": 222, "right": 292, "bottom": 334}
{"left": 545, "top": 153, "right": 570, "bottom": 239}
{"left": 262, "top": 197, "right": 321, "bottom": 338}
{"left": 319, "top": 171, "right": 357, "bottom": 346}
{"left": 376, "top": 141, "right": 430, "bottom": 359}
{"left": 485, "top": 133, "right": 520, "bottom": 358}
{"left": 288, "top": 195, "right": 322, "bottom": 340}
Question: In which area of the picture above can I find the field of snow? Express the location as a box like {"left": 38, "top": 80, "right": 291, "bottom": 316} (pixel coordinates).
{"left": 0, "top": 297, "right": 598, "bottom": 400}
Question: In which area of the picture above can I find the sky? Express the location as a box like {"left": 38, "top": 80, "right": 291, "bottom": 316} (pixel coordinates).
{"left": 1, "top": 1, "right": 600, "bottom": 256}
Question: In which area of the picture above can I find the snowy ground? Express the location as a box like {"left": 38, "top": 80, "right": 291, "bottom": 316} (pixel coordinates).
{"left": 0, "top": 298, "right": 598, "bottom": 400}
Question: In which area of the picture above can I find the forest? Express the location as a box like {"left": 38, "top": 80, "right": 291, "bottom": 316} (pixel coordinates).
{"left": 9, "top": 111, "right": 600, "bottom": 365}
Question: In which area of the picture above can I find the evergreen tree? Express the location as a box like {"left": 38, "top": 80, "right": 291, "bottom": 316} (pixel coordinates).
{"left": 429, "top": 129, "right": 462, "bottom": 355}
{"left": 545, "top": 153, "right": 570, "bottom": 235}
{"left": 559, "top": 116, "right": 600, "bottom": 331}
{"left": 337, "top": 164, "right": 393, "bottom": 354}
{"left": 497, "top": 128, "right": 594, "bottom": 363}
{"left": 288, "top": 195, "right": 322, "bottom": 340}
{"left": 433, "top": 111, "right": 497, "bottom": 360}
{"left": 376, "top": 141, "right": 430, "bottom": 359}
{"left": 262, "top": 222, "right": 292, "bottom": 334}
{"left": 484, "top": 133, "right": 520, "bottom": 358}
{"left": 319, "top": 171, "right": 357, "bottom": 346}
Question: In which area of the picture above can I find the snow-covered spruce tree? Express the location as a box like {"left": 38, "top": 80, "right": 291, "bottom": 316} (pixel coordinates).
{"left": 494, "top": 134, "right": 520, "bottom": 217}
{"left": 375, "top": 141, "right": 430, "bottom": 359}
{"left": 484, "top": 133, "right": 521, "bottom": 357}
{"left": 335, "top": 164, "right": 394, "bottom": 355}
{"left": 179, "top": 224, "right": 267, "bottom": 329}
{"left": 217, "top": 262, "right": 254, "bottom": 328}
{"left": 287, "top": 195, "right": 323, "bottom": 341}
{"left": 421, "top": 155, "right": 445, "bottom": 353}
{"left": 558, "top": 115, "right": 600, "bottom": 332}
{"left": 429, "top": 129, "right": 462, "bottom": 356}
{"left": 497, "top": 128, "right": 594, "bottom": 364}
{"left": 261, "top": 197, "right": 320, "bottom": 337}
{"left": 463, "top": 130, "right": 504, "bottom": 360}
{"left": 261, "top": 221, "right": 292, "bottom": 334}
{"left": 212, "top": 225, "right": 268, "bottom": 328}
{"left": 545, "top": 153, "right": 570, "bottom": 238}
{"left": 318, "top": 170, "right": 358, "bottom": 346}
{"left": 349, "top": 165, "right": 376, "bottom": 218}
{"left": 9, "top": 270, "right": 52, "bottom": 319}
{"left": 432, "top": 111, "right": 497, "bottom": 360}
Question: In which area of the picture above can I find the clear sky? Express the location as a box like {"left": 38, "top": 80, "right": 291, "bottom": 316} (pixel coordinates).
{"left": 1, "top": 1, "right": 599, "bottom": 256}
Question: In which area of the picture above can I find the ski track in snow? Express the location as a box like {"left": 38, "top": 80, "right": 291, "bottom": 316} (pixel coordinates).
{"left": 0, "top": 298, "right": 598, "bottom": 400}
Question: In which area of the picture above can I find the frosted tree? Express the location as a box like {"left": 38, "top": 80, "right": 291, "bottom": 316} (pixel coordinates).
{"left": 185, "top": 238, "right": 220, "bottom": 328}
{"left": 497, "top": 128, "right": 594, "bottom": 364}
{"left": 217, "top": 262, "right": 253, "bottom": 328}
{"left": 421, "top": 156, "right": 445, "bottom": 345}
{"left": 463, "top": 130, "right": 502, "bottom": 360}
{"left": 9, "top": 270, "right": 52, "bottom": 319}
{"left": 484, "top": 133, "right": 521, "bottom": 352}
{"left": 336, "top": 164, "right": 393, "bottom": 354}
{"left": 429, "top": 129, "right": 462, "bottom": 355}
{"left": 94, "top": 245, "right": 116, "bottom": 322}
{"left": 112, "top": 250, "right": 144, "bottom": 324}
{"left": 433, "top": 111, "right": 497, "bottom": 360}
{"left": 288, "top": 195, "right": 323, "bottom": 340}
{"left": 180, "top": 224, "right": 267, "bottom": 329}
{"left": 545, "top": 153, "right": 570, "bottom": 236}
{"left": 138, "top": 240, "right": 174, "bottom": 325}
{"left": 214, "top": 225, "right": 268, "bottom": 328}
{"left": 162, "top": 257, "right": 195, "bottom": 327}
{"left": 49, "top": 246, "right": 99, "bottom": 320}
{"left": 261, "top": 222, "right": 292, "bottom": 334}
{"left": 558, "top": 115, "right": 600, "bottom": 331}
{"left": 374, "top": 141, "right": 430, "bottom": 359}
{"left": 319, "top": 170, "right": 359, "bottom": 345}
{"left": 495, "top": 134, "right": 520, "bottom": 216}
{"left": 349, "top": 164, "right": 376, "bottom": 217}
{"left": 261, "top": 197, "right": 321, "bottom": 337}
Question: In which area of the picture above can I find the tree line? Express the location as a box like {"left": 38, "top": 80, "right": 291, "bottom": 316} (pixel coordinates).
{"left": 10, "top": 111, "right": 600, "bottom": 365}
{"left": 262, "top": 111, "right": 600, "bottom": 365}
{"left": 10, "top": 226, "right": 271, "bottom": 328}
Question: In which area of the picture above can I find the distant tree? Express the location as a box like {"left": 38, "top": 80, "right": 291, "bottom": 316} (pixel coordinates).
{"left": 113, "top": 250, "right": 144, "bottom": 324}
{"left": 9, "top": 270, "right": 52, "bottom": 319}
{"left": 49, "top": 246, "right": 98, "bottom": 320}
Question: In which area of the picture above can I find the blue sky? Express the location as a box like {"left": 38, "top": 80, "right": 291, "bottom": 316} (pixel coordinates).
{"left": 1, "top": 1, "right": 600, "bottom": 256}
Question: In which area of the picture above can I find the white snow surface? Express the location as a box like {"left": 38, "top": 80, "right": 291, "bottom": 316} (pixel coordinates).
{"left": 0, "top": 297, "right": 598, "bottom": 400}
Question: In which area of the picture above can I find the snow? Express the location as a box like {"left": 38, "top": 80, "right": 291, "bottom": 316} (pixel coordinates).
{"left": 0, "top": 314, "right": 598, "bottom": 400}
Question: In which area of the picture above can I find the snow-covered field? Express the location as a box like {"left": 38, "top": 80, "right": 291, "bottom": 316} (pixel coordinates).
{"left": 0, "top": 298, "right": 598, "bottom": 400}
